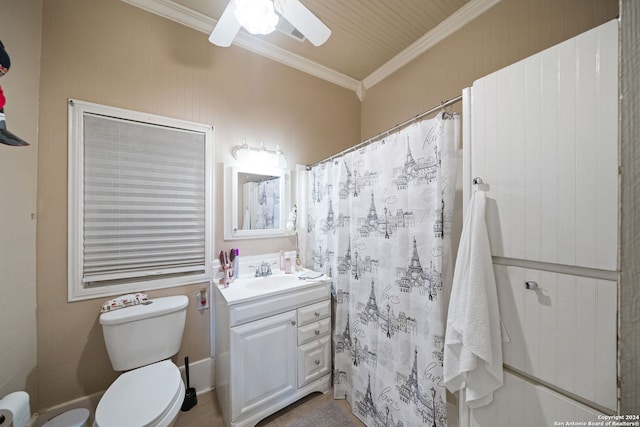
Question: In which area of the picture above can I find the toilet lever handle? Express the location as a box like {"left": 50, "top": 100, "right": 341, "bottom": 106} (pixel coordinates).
{"left": 525, "top": 281, "right": 538, "bottom": 290}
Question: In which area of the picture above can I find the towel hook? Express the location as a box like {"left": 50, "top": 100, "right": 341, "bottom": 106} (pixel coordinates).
{"left": 472, "top": 177, "right": 490, "bottom": 192}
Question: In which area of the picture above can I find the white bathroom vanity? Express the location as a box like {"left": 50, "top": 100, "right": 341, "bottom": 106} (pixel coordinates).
{"left": 214, "top": 272, "right": 332, "bottom": 427}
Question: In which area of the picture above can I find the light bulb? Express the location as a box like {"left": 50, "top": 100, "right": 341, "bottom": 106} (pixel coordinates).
{"left": 234, "top": 0, "right": 279, "bottom": 35}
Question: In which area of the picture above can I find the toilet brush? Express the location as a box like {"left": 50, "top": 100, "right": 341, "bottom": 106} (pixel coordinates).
{"left": 181, "top": 357, "right": 197, "bottom": 411}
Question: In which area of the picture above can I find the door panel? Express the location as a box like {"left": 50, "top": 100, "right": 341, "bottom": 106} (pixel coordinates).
{"left": 230, "top": 310, "right": 297, "bottom": 421}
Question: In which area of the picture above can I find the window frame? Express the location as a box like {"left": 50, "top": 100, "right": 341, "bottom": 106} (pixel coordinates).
{"left": 67, "top": 99, "right": 214, "bottom": 302}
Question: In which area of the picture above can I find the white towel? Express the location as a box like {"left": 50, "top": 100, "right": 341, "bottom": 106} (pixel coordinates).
{"left": 443, "top": 188, "right": 503, "bottom": 409}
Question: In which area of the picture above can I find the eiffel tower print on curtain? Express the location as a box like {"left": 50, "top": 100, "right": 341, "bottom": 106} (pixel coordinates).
{"left": 306, "top": 113, "right": 460, "bottom": 427}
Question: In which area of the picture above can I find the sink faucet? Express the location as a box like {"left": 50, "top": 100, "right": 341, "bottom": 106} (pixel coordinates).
{"left": 254, "top": 261, "right": 273, "bottom": 277}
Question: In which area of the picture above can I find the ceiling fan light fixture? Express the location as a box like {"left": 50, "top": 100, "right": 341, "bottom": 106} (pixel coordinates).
{"left": 234, "top": 0, "right": 280, "bottom": 35}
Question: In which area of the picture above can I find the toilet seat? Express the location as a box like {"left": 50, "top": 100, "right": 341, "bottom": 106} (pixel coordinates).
{"left": 94, "top": 360, "right": 184, "bottom": 427}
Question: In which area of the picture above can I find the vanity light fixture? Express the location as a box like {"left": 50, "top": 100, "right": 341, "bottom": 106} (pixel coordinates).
{"left": 231, "top": 140, "right": 288, "bottom": 169}
{"left": 234, "top": 0, "right": 279, "bottom": 35}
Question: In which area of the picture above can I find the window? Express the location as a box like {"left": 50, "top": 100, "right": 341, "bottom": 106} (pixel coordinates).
{"left": 68, "top": 99, "right": 213, "bottom": 301}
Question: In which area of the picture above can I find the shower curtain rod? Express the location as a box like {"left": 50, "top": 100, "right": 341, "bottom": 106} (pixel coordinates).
{"left": 306, "top": 94, "right": 462, "bottom": 170}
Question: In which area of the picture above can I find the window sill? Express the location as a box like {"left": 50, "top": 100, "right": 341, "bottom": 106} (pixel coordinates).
{"left": 68, "top": 272, "right": 211, "bottom": 302}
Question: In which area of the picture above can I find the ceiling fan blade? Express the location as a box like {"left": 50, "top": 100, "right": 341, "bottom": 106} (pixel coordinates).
{"left": 275, "top": 0, "right": 331, "bottom": 47}
{"left": 208, "top": 0, "right": 241, "bottom": 47}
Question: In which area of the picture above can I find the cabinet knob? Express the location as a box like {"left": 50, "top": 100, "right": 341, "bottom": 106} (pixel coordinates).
{"left": 314, "top": 312, "right": 320, "bottom": 317}
{"left": 314, "top": 330, "right": 320, "bottom": 335}
{"left": 291, "top": 320, "right": 296, "bottom": 325}
{"left": 315, "top": 360, "right": 320, "bottom": 365}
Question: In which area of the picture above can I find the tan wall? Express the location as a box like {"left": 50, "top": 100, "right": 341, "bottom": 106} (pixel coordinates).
{"left": 36, "top": 0, "right": 360, "bottom": 410}
{"left": 360, "top": 0, "right": 617, "bottom": 273}
{"left": 361, "top": 0, "right": 618, "bottom": 140}
{"left": 358, "top": 0, "right": 619, "bottom": 412}
{"left": 30, "top": 0, "right": 620, "bottom": 413}
{"left": 0, "top": 0, "right": 42, "bottom": 408}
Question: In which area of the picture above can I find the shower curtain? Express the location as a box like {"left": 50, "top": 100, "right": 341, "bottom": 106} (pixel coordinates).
{"left": 305, "top": 113, "right": 459, "bottom": 427}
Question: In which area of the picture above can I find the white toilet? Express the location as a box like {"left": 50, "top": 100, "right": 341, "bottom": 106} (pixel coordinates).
{"left": 93, "top": 295, "right": 189, "bottom": 427}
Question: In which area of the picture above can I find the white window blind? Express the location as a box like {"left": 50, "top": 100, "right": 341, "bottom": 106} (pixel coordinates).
{"left": 68, "top": 100, "right": 213, "bottom": 301}
{"left": 83, "top": 114, "right": 206, "bottom": 284}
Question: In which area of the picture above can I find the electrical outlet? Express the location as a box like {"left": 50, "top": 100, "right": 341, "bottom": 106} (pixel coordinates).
{"left": 196, "top": 288, "right": 209, "bottom": 311}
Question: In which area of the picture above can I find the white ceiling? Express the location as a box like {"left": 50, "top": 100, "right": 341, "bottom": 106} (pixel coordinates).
{"left": 122, "top": 0, "right": 500, "bottom": 99}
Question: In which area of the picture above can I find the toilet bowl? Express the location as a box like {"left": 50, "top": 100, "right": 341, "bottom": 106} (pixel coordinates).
{"left": 93, "top": 360, "right": 184, "bottom": 427}
{"left": 43, "top": 408, "right": 90, "bottom": 427}
{"left": 95, "top": 295, "right": 189, "bottom": 427}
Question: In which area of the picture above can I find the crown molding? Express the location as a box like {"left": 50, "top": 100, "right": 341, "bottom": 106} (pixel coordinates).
{"left": 121, "top": 0, "right": 360, "bottom": 94}
{"left": 121, "top": 0, "right": 499, "bottom": 100}
{"left": 231, "top": 34, "right": 361, "bottom": 94}
{"left": 122, "top": 0, "right": 213, "bottom": 33}
{"left": 361, "top": 0, "right": 501, "bottom": 90}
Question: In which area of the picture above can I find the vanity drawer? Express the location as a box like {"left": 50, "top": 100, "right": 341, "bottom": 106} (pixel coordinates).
{"left": 297, "top": 300, "right": 330, "bottom": 326}
{"left": 297, "top": 335, "right": 331, "bottom": 388}
{"left": 297, "top": 317, "right": 331, "bottom": 345}
{"left": 229, "top": 283, "right": 330, "bottom": 327}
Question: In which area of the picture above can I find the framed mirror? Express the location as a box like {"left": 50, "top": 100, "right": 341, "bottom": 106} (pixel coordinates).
{"left": 224, "top": 165, "right": 291, "bottom": 240}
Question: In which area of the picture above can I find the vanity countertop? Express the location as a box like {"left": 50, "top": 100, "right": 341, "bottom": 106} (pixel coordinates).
{"left": 216, "top": 270, "right": 330, "bottom": 306}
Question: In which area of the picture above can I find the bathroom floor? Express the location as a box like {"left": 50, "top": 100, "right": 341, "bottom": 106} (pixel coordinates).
{"left": 174, "top": 388, "right": 458, "bottom": 426}
{"left": 173, "top": 388, "right": 365, "bottom": 426}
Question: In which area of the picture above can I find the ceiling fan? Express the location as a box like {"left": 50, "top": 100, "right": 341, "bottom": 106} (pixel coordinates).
{"left": 208, "top": 0, "right": 331, "bottom": 47}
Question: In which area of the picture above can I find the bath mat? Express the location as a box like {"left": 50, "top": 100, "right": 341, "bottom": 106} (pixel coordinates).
{"left": 286, "top": 400, "right": 356, "bottom": 427}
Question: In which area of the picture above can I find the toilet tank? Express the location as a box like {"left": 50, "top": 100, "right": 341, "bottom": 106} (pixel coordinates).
{"left": 99, "top": 295, "right": 189, "bottom": 371}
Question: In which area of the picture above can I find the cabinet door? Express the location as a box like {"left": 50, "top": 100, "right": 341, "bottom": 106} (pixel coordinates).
{"left": 467, "top": 371, "right": 605, "bottom": 427}
{"left": 495, "top": 265, "right": 617, "bottom": 410}
{"left": 230, "top": 310, "right": 297, "bottom": 422}
{"left": 469, "top": 19, "right": 618, "bottom": 270}
{"left": 297, "top": 335, "right": 331, "bottom": 388}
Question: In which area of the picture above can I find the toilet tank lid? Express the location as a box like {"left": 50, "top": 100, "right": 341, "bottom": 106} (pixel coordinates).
{"left": 99, "top": 295, "right": 188, "bottom": 326}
